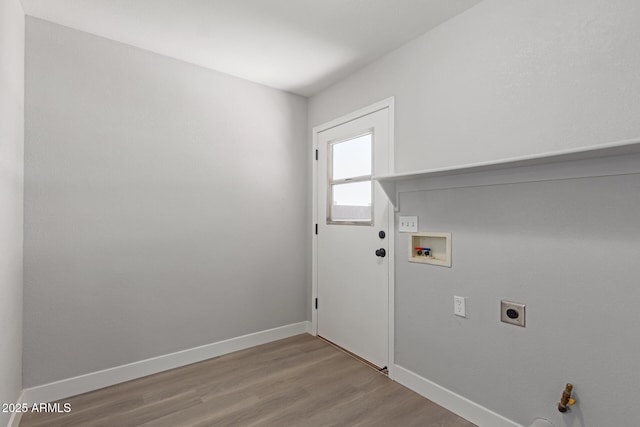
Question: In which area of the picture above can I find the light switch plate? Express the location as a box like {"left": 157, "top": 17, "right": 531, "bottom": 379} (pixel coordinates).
{"left": 399, "top": 216, "right": 418, "bottom": 232}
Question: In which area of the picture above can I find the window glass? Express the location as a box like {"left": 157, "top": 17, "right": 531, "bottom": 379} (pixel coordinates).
{"left": 331, "top": 181, "right": 372, "bottom": 222}
{"left": 332, "top": 134, "right": 371, "bottom": 180}
{"left": 328, "top": 132, "right": 373, "bottom": 224}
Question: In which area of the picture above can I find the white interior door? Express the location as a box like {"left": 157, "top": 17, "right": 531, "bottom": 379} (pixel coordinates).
{"left": 316, "top": 107, "right": 390, "bottom": 368}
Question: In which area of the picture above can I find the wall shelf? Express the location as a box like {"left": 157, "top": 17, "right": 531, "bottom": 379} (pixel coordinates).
{"left": 373, "top": 137, "right": 640, "bottom": 210}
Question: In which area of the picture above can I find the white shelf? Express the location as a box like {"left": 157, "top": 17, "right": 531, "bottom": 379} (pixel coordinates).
{"left": 374, "top": 137, "right": 640, "bottom": 209}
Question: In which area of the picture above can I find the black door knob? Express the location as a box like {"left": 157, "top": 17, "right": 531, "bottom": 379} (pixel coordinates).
{"left": 375, "top": 248, "right": 386, "bottom": 257}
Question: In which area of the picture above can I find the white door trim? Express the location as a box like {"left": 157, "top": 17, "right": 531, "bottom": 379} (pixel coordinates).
{"left": 311, "top": 97, "right": 395, "bottom": 378}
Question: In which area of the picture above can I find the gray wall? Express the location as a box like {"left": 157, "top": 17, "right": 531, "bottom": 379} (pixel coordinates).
{"left": 394, "top": 157, "right": 640, "bottom": 426}
{"left": 309, "top": 0, "right": 640, "bottom": 425}
{"left": 24, "top": 18, "right": 308, "bottom": 388}
{"left": 0, "top": 0, "right": 24, "bottom": 422}
{"left": 309, "top": 0, "right": 640, "bottom": 173}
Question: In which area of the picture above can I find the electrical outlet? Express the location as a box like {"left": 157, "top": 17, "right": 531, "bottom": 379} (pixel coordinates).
{"left": 399, "top": 216, "right": 418, "bottom": 232}
{"left": 454, "top": 296, "right": 466, "bottom": 317}
{"left": 501, "top": 300, "right": 525, "bottom": 327}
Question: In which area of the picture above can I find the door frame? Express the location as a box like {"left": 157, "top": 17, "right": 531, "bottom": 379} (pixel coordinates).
{"left": 311, "top": 97, "right": 395, "bottom": 379}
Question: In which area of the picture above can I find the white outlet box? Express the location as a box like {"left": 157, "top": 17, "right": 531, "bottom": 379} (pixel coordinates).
{"left": 454, "top": 296, "right": 466, "bottom": 317}
{"left": 399, "top": 216, "right": 418, "bottom": 232}
{"left": 409, "top": 232, "right": 452, "bottom": 267}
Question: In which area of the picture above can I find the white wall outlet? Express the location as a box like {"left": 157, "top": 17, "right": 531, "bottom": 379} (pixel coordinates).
{"left": 454, "top": 296, "right": 466, "bottom": 317}
{"left": 399, "top": 216, "right": 418, "bottom": 232}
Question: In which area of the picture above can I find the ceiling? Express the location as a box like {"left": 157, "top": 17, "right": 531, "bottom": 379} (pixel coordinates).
{"left": 20, "top": 0, "right": 482, "bottom": 96}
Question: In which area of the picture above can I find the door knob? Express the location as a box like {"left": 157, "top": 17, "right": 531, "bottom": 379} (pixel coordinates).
{"left": 375, "top": 248, "right": 386, "bottom": 258}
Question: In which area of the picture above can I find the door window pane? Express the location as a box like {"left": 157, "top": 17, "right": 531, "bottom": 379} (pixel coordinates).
{"left": 332, "top": 134, "right": 371, "bottom": 180}
{"left": 331, "top": 181, "right": 372, "bottom": 222}
{"left": 328, "top": 132, "right": 373, "bottom": 224}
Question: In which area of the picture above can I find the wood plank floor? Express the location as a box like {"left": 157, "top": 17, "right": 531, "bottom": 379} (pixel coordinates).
{"left": 20, "top": 334, "right": 476, "bottom": 427}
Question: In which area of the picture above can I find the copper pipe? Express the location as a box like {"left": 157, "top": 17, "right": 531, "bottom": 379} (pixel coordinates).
{"left": 558, "top": 383, "right": 574, "bottom": 413}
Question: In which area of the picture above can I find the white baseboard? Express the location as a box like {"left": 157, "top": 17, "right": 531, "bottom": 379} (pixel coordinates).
{"left": 394, "top": 365, "right": 523, "bottom": 427}
{"left": 7, "top": 391, "right": 25, "bottom": 427}
{"left": 22, "top": 321, "right": 310, "bottom": 405}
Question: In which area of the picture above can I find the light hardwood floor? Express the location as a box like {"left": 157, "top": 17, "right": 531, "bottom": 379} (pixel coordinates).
{"left": 20, "top": 334, "right": 476, "bottom": 427}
